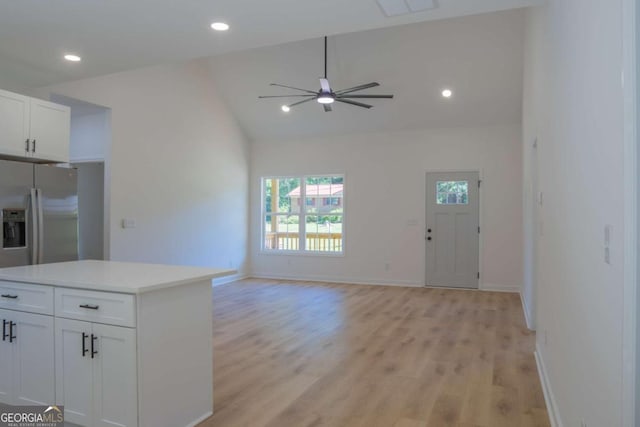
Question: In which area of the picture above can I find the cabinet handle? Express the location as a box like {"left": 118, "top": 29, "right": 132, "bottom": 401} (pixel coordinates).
{"left": 91, "top": 334, "right": 98, "bottom": 359}
{"left": 82, "top": 332, "right": 88, "bottom": 357}
{"left": 1, "top": 294, "right": 18, "bottom": 299}
{"left": 9, "top": 321, "right": 15, "bottom": 343}
{"left": 2, "top": 320, "right": 7, "bottom": 341}
{"left": 25, "top": 139, "right": 30, "bottom": 153}
{"left": 31, "top": 139, "right": 36, "bottom": 153}
{"left": 79, "top": 304, "right": 99, "bottom": 310}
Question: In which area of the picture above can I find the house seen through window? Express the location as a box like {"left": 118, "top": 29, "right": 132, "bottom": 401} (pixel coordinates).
{"left": 262, "top": 175, "right": 344, "bottom": 253}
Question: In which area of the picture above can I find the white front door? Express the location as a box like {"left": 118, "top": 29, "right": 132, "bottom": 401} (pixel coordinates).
{"left": 425, "top": 172, "right": 480, "bottom": 289}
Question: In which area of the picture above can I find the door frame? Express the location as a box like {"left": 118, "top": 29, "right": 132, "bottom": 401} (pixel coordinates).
{"left": 424, "top": 168, "right": 483, "bottom": 289}
{"left": 623, "top": 0, "right": 637, "bottom": 424}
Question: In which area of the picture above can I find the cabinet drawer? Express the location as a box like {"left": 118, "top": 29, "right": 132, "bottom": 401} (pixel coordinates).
{"left": 55, "top": 288, "right": 135, "bottom": 327}
{"left": 0, "top": 281, "right": 53, "bottom": 315}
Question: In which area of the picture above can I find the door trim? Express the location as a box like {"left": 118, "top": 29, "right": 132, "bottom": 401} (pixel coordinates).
{"left": 424, "top": 169, "right": 483, "bottom": 289}
{"left": 622, "top": 0, "right": 637, "bottom": 424}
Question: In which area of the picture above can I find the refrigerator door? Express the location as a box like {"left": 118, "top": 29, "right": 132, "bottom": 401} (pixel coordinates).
{"left": 34, "top": 165, "right": 79, "bottom": 263}
{"left": 0, "top": 160, "right": 33, "bottom": 268}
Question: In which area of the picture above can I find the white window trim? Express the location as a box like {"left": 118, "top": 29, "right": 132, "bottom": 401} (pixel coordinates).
{"left": 260, "top": 174, "right": 345, "bottom": 256}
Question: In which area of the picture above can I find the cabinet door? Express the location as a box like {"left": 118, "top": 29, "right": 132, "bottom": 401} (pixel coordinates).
{"left": 12, "top": 310, "right": 54, "bottom": 406}
{"left": 55, "top": 318, "right": 93, "bottom": 426}
{"left": 92, "top": 324, "right": 137, "bottom": 427}
{"left": 0, "top": 89, "right": 30, "bottom": 158}
{"left": 29, "top": 98, "right": 70, "bottom": 163}
{"left": 0, "top": 310, "right": 15, "bottom": 404}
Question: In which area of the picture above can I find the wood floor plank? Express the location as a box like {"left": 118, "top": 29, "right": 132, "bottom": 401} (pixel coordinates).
{"left": 198, "top": 279, "right": 550, "bottom": 427}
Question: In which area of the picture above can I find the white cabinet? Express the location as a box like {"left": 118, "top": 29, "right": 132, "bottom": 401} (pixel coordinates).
{"left": 0, "top": 308, "right": 55, "bottom": 406}
{"left": 0, "top": 260, "right": 226, "bottom": 427}
{"left": 0, "top": 90, "right": 30, "bottom": 158}
{"left": 0, "top": 88, "right": 70, "bottom": 163}
{"left": 55, "top": 318, "right": 137, "bottom": 427}
{"left": 29, "top": 98, "right": 71, "bottom": 163}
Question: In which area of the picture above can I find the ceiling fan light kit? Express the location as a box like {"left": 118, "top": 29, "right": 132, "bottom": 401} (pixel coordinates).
{"left": 259, "top": 36, "right": 394, "bottom": 112}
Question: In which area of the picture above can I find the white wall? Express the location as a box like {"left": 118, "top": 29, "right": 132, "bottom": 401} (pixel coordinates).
{"left": 74, "top": 162, "right": 105, "bottom": 260}
{"left": 32, "top": 60, "right": 250, "bottom": 278}
{"left": 523, "top": 2, "right": 628, "bottom": 426}
{"left": 251, "top": 124, "right": 522, "bottom": 291}
{"left": 69, "top": 110, "right": 109, "bottom": 162}
{"left": 521, "top": 2, "right": 546, "bottom": 330}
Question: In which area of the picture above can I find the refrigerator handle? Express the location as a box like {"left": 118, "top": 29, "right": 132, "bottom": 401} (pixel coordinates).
{"left": 30, "top": 188, "right": 38, "bottom": 265}
{"left": 36, "top": 188, "right": 44, "bottom": 264}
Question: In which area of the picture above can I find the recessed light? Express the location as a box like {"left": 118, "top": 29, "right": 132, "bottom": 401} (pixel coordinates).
{"left": 441, "top": 89, "right": 453, "bottom": 98}
{"left": 281, "top": 105, "right": 290, "bottom": 113}
{"left": 210, "top": 22, "right": 230, "bottom": 31}
{"left": 64, "top": 54, "right": 82, "bottom": 62}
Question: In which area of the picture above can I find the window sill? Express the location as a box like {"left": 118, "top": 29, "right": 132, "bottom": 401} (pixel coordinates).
{"left": 258, "top": 250, "right": 345, "bottom": 258}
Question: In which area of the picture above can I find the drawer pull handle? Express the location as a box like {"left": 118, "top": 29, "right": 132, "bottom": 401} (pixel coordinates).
{"left": 1, "top": 294, "right": 18, "bottom": 299}
{"left": 91, "top": 334, "right": 98, "bottom": 359}
{"left": 79, "top": 304, "right": 99, "bottom": 310}
{"left": 82, "top": 332, "right": 88, "bottom": 357}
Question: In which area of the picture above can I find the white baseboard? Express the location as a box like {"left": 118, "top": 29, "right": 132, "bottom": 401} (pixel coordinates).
{"left": 212, "top": 273, "right": 249, "bottom": 287}
{"left": 534, "top": 345, "right": 563, "bottom": 427}
{"left": 185, "top": 411, "right": 213, "bottom": 427}
{"left": 250, "top": 272, "right": 424, "bottom": 288}
{"left": 250, "top": 273, "right": 519, "bottom": 293}
{"left": 520, "top": 292, "right": 535, "bottom": 330}
{"left": 480, "top": 283, "right": 520, "bottom": 293}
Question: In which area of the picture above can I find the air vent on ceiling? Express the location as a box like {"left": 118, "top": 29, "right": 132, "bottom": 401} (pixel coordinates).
{"left": 376, "top": 0, "right": 437, "bottom": 17}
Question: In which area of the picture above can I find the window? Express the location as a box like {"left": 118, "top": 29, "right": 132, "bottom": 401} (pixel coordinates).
{"left": 262, "top": 175, "right": 344, "bottom": 253}
{"left": 436, "top": 181, "right": 469, "bottom": 205}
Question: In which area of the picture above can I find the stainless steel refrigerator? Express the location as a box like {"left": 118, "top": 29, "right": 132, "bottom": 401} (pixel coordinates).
{"left": 0, "top": 160, "right": 78, "bottom": 267}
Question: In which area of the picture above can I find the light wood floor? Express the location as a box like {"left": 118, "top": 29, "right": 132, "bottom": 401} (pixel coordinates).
{"left": 199, "top": 279, "right": 549, "bottom": 427}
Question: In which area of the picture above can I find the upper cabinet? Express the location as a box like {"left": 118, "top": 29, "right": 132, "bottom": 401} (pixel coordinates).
{"left": 0, "top": 90, "right": 30, "bottom": 158}
{"left": 0, "top": 89, "right": 70, "bottom": 163}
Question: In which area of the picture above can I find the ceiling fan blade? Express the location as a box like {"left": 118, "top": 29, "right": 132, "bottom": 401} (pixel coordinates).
{"left": 337, "top": 94, "right": 394, "bottom": 99}
{"left": 319, "top": 78, "right": 331, "bottom": 93}
{"left": 335, "top": 82, "right": 380, "bottom": 95}
{"left": 269, "top": 83, "right": 318, "bottom": 95}
{"left": 289, "top": 98, "right": 316, "bottom": 107}
{"left": 258, "top": 95, "right": 316, "bottom": 98}
{"left": 323, "top": 104, "right": 332, "bottom": 112}
{"left": 336, "top": 99, "right": 373, "bottom": 109}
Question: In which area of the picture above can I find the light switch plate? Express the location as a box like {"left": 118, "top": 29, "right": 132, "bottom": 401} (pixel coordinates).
{"left": 122, "top": 219, "right": 136, "bottom": 229}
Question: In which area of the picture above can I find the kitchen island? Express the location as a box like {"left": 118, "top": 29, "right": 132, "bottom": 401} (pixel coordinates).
{"left": 0, "top": 260, "right": 234, "bottom": 427}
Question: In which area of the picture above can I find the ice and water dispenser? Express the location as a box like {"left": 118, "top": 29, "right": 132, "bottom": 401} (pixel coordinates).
{"left": 2, "top": 209, "right": 26, "bottom": 249}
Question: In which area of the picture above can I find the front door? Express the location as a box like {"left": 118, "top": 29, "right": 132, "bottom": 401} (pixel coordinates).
{"left": 425, "top": 172, "right": 480, "bottom": 289}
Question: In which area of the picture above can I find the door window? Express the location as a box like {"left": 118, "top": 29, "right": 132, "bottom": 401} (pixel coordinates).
{"left": 436, "top": 181, "right": 469, "bottom": 205}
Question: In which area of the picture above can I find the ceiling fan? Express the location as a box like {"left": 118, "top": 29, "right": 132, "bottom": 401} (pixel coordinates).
{"left": 258, "top": 36, "right": 394, "bottom": 112}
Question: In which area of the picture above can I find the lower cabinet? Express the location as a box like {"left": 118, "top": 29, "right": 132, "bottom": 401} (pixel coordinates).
{"left": 0, "top": 308, "right": 54, "bottom": 406}
{"left": 55, "top": 318, "right": 137, "bottom": 427}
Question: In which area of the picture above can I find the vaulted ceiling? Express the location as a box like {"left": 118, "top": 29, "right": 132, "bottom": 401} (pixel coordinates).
{"left": 0, "top": 0, "right": 542, "bottom": 90}
{"left": 206, "top": 9, "right": 526, "bottom": 141}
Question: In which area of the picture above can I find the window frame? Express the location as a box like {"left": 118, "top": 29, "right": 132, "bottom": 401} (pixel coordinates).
{"left": 260, "top": 174, "right": 345, "bottom": 256}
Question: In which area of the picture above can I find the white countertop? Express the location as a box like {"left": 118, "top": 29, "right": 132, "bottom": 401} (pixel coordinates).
{"left": 0, "top": 260, "right": 236, "bottom": 294}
